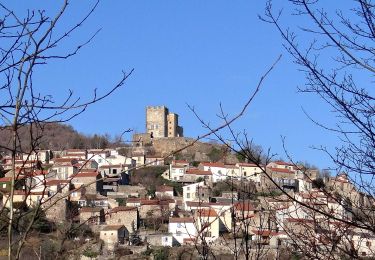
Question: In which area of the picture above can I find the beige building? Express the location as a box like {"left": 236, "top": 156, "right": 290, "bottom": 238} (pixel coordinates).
{"left": 106, "top": 206, "right": 138, "bottom": 233}
{"left": 195, "top": 209, "right": 220, "bottom": 242}
{"left": 146, "top": 106, "right": 183, "bottom": 138}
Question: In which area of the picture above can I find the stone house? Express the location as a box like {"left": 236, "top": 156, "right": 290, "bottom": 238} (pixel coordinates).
{"left": 79, "top": 207, "right": 105, "bottom": 225}
{"left": 78, "top": 193, "right": 109, "bottom": 208}
{"left": 184, "top": 169, "right": 212, "bottom": 183}
{"left": 106, "top": 206, "right": 138, "bottom": 233}
{"left": 49, "top": 158, "right": 78, "bottom": 180}
{"left": 139, "top": 200, "right": 162, "bottom": 219}
{"left": 155, "top": 185, "right": 174, "bottom": 198}
{"left": 102, "top": 177, "right": 120, "bottom": 194}
{"left": 70, "top": 171, "right": 102, "bottom": 194}
{"left": 21, "top": 150, "right": 52, "bottom": 164}
{"left": 100, "top": 225, "right": 127, "bottom": 249}
{"left": 145, "top": 155, "right": 165, "bottom": 166}
{"left": 62, "top": 149, "right": 87, "bottom": 159}
{"left": 235, "top": 162, "right": 265, "bottom": 183}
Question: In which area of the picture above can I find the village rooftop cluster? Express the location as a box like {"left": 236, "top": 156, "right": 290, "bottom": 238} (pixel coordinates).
{"left": 0, "top": 144, "right": 374, "bottom": 258}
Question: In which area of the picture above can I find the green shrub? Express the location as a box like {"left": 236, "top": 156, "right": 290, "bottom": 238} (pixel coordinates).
{"left": 82, "top": 247, "right": 98, "bottom": 258}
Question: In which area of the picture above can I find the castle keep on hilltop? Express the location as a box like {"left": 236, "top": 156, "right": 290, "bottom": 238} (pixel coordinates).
{"left": 146, "top": 106, "right": 183, "bottom": 138}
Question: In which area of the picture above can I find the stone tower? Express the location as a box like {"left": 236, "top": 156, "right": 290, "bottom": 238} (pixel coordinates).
{"left": 146, "top": 106, "right": 183, "bottom": 138}
{"left": 146, "top": 106, "right": 168, "bottom": 138}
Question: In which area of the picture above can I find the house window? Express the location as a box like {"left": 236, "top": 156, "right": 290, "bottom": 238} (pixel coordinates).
{"left": 186, "top": 193, "right": 190, "bottom": 198}
{"left": 98, "top": 159, "right": 102, "bottom": 163}
{"left": 187, "top": 187, "right": 190, "bottom": 191}
{"left": 179, "top": 169, "right": 184, "bottom": 173}
{"left": 113, "top": 169, "right": 117, "bottom": 174}
{"left": 118, "top": 219, "right": 121, "bottom": 223}
{"left": 205, "top": 232, "right": 212, "bottom": 237}
{"left": 2, "top": 184, "right": 6, "bottom": 188}
{"left": 244, "top": 172, "right": 247, "bottom": 176}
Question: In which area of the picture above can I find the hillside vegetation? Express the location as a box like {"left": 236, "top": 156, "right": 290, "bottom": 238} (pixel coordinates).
{"left": 0, "top": 123, "right": 121, "bottom": 152}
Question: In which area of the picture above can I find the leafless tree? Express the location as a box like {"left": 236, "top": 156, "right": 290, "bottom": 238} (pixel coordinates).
{"left": 196, "top": 0, "right": 375, "bottom": 258}
{"left": 0, "top": 1, "right": 133, "bottom": 259}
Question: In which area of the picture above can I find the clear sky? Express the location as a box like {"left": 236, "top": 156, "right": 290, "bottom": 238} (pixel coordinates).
{"left": 6, "top": 1, "right": 351, "bottom": 170}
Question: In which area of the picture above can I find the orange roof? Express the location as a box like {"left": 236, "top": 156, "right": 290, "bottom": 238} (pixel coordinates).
{"left": 126, "top": 198, "right": 141, "bottom": 203}
{"left": 0, "top": 176, "right": 25, "bottom": 182}
{"left": 71, "top": 172, "right": 99, "bottom": 178}
{"left": 234, "top": 201, "right": 255, "bottom": 211}
{"left": 80, "top": 207, "right": 103, "bottom": 213}
{"left": 268, "top": 167, "right": 294, "bottom": 174}
{"left": 172, "top": 160, "right": 189, "bottom": 165}
{"left": 237, "top": 162, "right": 260, "bottom": 167}
{"left": 101, "top": 225, "right": 124, "bottom": 231}
{"left": 273, "top": 161, "right": 294, "bottom": 166}
{"left": 99, "top": 164, "right": 122, "bottom": 169}
{"left": 156, "top": 185, "right": 173, "bottom": 192}
{"left": 141, "top": 199, "right": 160, "bottom": 205}
{"left": 169, "top": 217, "right": 194, "bottom": 223}
{"left": 46, "top": 179, "right": 70, "bottom": 186}
{"left": 200, "top": 162, "right": 225, "bottom": 167}
{"left": 197, "top": 209, "right": 218, "bottom": 217}
{"left": 111, "top": 206, "right": 137, "bottom": 213}
{"left": 186, "top": 169, "right": 212, "bottom": 175}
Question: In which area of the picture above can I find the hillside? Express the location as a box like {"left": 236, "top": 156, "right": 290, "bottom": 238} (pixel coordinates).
{"left": 0, "top": 123, "right": 119, "bottom": 152}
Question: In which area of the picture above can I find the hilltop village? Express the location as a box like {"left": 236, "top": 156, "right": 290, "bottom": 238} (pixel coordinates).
{"left": 0, "top": 106, "right": 374, "bottom": 259}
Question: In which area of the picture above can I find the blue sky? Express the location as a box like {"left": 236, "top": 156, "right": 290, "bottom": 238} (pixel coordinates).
{"left": 6, "top": 1, "right": 351, "bottom": 169}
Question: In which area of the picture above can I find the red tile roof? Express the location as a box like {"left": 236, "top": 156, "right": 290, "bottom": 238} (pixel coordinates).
{"left": 46, "top": 179, "right": 70, "bottom": 186}
{"left": 186, "top": 169, "right": 212, "bottom": 175}
{"left": 234, "top": 201, "right": 255, "bottom": 211}
{"left": 111, "top": 206, "right": 137, "bottom": 213}
{"left": 156, "top": 185, "right": 173, "bottom": 192}
{"left": 99, "top": 164, "right": 122, "bottom": 169}
{"left": 141, "top": 199, "right": 160, "bottom": 205}
{"left": 200, "top": 162, "right": 225, "bottom": 168}
{"left": 101, "top": 225, "right": 124, "bottom": 231}
{"left": 71, "top": 172, "right": 100, "bottom": 178}
{"left": 54, "top": 158, "right": 77, "bottom": 163}
{"left": 197, "top": 209, "right": 218, "bottom": 217}
{"left": 80, "top": 207, "right": 103, "bottom": 213}
{"left": 237, "top": 162, "right": 264, "bottom": 167}
{"left": 268, "top": 167, "right": 294, "bottom": 174}
{"left": 273, "top": 161, "right": 294, "bottom": 166}
{"left": 169, "top": 217, "right": 194, "bottom": 223}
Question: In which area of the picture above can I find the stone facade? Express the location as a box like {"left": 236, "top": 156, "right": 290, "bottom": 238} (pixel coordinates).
{"left": 106, "top": 206, "right": 138, "bottom": 233}
{"left": 146, "top": 106, "right": 183, "bottom": 138}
